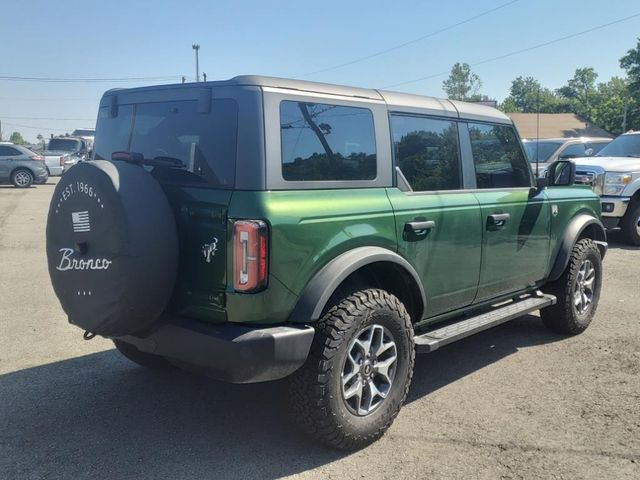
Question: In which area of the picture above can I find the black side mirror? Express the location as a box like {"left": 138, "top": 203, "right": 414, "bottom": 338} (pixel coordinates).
{"left": 547, "top": 160, "right": 576, "bottom": 186}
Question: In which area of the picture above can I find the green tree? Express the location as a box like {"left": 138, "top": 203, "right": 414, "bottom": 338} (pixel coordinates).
{"left": 590, "top": 77, "right": 628, "bottom": 135}
{"left": 500, "top": 76, "right": 571, "bottom": 113}
{"left": 9, "top": 131, "right": 26, "bottom": 145}
{"left": 620, "top": 37, "right": 640, "bottom": 131}
{"left": 442, "top": 63, "right": 483, "bottom": 101}
{"left": 557, "top": 67, "right": 600, "bottom": 119}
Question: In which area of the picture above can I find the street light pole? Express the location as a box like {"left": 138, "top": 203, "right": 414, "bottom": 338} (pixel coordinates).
{"left": 192, "top": 44, "right": 200, "bottom": 82}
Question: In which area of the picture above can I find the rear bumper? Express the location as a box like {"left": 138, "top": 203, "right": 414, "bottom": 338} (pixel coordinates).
{"left": 35, "top": 170, "right": 49, "bottom": 184}
{"left": 117, "top": 316, "right": 315, "bottom": 383}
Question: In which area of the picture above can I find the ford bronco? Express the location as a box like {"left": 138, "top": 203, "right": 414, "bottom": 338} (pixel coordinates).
{"left": 46, "top": 76, "right": 607, "bottom": 450}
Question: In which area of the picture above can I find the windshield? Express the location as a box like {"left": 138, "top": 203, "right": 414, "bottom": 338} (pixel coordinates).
{"left": 47, "top": 138, "right": 81, "bottom": 152}
{"left": 94, "top": 98, "right": 238, "bottom": 188}
{"left": 596, "top": 134, "right": 640, "bottom": 158}
{"left": 523, "top": 141, "right": 562, "bottom": 163}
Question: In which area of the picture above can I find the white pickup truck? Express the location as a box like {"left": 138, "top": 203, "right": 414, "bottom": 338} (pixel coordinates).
{"left": 43, "top": 137, "right": 90, "bottom": 176}
{"left": 42, "top": 152, "right": 65, "bottom": 176}
{"left": 573, "top": 131, "right": 640, "bottom": 245}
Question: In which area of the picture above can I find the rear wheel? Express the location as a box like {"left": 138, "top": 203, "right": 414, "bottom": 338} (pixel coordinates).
{"left": 288, "top": 288, "right": 414, "bottom": 450}
{"left": 541, "top": 238, "right": 602, "bottom": 334}
{"left": 11, "top": 168, "right": 34, "bottom": 188}
{"left": 620, "top": 200, "right": 640, "bottom": 246}
{"left": 113, "top": 339, "right": 174, "bottom": 370}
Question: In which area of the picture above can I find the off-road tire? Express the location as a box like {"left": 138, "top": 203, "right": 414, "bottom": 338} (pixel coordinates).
{"left": 11, "top": 168, "right": 34, "bottom": 188}
{"left": 113, "top": 339, "right": 174, "bottom": 370}
{"left": 541, "top": 238, "right": 602, "bottom": 334}
{"left": 620, "top": 200, "right": 640, "bottom": 246}
{"left": 288, "top": 288, "right": 414, "bottom": 450}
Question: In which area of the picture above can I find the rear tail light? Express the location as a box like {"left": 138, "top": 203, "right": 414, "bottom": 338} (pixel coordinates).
{"left": 59, "top": 156, "right": 65, "bottom": 166}
{"left": 233, "top": 220, "right": 268, "bottom": 293}
{"left": 30, "top": 155, "right": 45, "bottom": 162}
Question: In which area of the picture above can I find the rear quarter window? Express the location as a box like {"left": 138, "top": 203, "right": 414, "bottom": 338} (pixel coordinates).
{"left": 280, "top": 100, "right": 376, "bottom": 181}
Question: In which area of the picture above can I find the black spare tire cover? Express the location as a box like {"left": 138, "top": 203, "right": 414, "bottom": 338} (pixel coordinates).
{"left": 46, "top": 160, "right": 178, "bottom": 336}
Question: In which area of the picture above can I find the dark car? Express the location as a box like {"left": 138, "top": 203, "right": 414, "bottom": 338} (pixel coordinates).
{"left": 0, "top": 143, "right": 49, "bottom": 187}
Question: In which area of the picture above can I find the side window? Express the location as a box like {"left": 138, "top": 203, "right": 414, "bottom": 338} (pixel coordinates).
{"left": 468, "top": 123, "right": 531, "bottom": 189}
{"left": 558, "top": 143, "right": 586, "bottom": 159}
{"left": 280, "top": 100, "right": 376, "bottom": 181}
{"left": 391, "top": 115, "right": 461, "bottom": 191}
{"left": 0, "top": 146, "right": 21, "bottom": 156}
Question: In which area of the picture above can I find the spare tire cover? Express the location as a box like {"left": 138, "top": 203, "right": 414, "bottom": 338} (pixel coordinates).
{"left": 46, "top": 160, "right": 178, "bottom": 336}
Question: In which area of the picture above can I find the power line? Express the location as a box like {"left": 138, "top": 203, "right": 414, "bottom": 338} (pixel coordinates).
{"left": 299, "top": 0, "right": 522, "bottom": 77}
{"left": 1, "top": 122, "right": 73, "bottom": 132}
{"left": 0, "top": 74, "right": 183, "bottom": 84}
{"left": 0, "top": 115, "right": 95, "bottom": 121}
{"left": 382, "top": 12, "right": 640, "bottom": 89}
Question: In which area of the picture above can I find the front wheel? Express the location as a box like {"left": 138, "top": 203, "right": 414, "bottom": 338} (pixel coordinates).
{"left": 288, "top": 288, "right": 415, "bottom": 450}
{"left": 620, "top": 200, "right": 640, "bottom": 246}
{"left": 541, "top": 238, "right": 602, "bottom": 334}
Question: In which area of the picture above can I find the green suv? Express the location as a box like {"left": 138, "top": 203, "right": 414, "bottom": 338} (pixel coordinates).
{"left": 46, "top": 76, "right": 607, "bottom": 450}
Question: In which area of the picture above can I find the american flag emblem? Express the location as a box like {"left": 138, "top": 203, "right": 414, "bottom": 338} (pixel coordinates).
{"left": 71, "top": 211, "right": 91, "bottom": 233}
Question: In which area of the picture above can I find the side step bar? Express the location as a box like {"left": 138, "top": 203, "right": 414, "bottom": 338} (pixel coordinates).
{"left": 414, "top": 293, "right": 556, "bottom": 353}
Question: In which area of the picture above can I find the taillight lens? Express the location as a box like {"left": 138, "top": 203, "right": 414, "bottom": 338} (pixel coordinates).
{"left": 233, "top": 220, "right": 268, "bottom": 293}
{"left": 59, "top": 156, "right": 65, "bottom": 166}
{"left": 30, "top": 155, "right": 45, "bottom": 162}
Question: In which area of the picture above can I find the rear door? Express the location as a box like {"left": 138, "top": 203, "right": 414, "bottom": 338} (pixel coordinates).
{"left": 93, "top": 91, "right": 240, "bottom": 322}
{"left": 387, "top": 114, "right": 482, "bottom": 319}
{"left": 464, "top": 122, "right": 551, "bottom": 301}
{"left": 0, "top": 145, "right": 14, "bottom": 178}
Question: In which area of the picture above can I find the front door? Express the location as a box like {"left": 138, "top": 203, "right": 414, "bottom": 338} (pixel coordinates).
{"left": 387, "top": 114, "right": 482, "bottom": 319}
{"left": 464, "top": 121, "right": 551, "bottom": 301}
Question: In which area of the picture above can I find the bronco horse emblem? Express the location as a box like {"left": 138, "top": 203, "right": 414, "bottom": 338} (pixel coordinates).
{"left": 202, "top": 238, "right": 218, "bottom": 263}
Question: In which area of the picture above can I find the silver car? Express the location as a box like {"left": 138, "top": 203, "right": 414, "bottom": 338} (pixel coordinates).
{"left": 523, "top": 137, "right": 611, "bottom": 174}
{"left": 0, "top": 143, "right": 49, "bottom": 187}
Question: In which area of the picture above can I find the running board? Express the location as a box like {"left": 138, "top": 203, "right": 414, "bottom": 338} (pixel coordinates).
{"left": 414, "top": 293, "right": 556, "bottom": 353}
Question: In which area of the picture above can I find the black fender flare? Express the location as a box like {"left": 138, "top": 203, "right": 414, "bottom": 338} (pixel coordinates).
{"left": 288, "top": 246, "right": 426, "bottom": 323}
{"left": 548, "top": 214, "right": 607, "bottom": 281}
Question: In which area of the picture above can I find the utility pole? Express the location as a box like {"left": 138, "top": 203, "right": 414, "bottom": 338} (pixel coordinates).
{"left": 192, "top": 44, "right": 200, "bottom": 82}
{"left": 622, "top": 97, "right": 628, "bottom": 132}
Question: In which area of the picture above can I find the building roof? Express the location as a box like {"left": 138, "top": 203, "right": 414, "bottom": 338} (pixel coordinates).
{"left": 508, "top": 113, "right": 613, "bottom": 139}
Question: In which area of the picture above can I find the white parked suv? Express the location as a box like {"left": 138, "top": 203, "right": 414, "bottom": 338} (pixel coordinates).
{"left": 571, "top": 131, "right": 640, "bottom": 245}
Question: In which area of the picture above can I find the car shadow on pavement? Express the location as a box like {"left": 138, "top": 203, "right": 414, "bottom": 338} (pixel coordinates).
{"left": 605, "top": 230, "right": 640, "bottom": 251}
{"left": 407, "top": 314, "right": 561, "bottom": 403}
{"left": 0, "top": 315, "right": 563, "bottom": 480}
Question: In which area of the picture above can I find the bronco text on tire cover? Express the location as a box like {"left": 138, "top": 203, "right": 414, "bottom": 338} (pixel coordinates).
{"left": 46, "top": 160, "right": 179, "bottom": 336}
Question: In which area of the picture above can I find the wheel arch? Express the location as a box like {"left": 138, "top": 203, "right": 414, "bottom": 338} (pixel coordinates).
{"left": 549, "top": 214, "right": 607, "bottom": 281}
{"left": 288, "top": 246, "right": 426, "bottom": 324}
{"left": 10, "top": 165, "right": 36, "bottom": 178}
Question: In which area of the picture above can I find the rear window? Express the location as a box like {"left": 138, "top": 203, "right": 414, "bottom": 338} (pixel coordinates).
{"left": 94, "top": 99, "right": 238, "bottom": 188}
{"left": 48, "top": 138, "right": 81, "bottom": 152}
{"left": 280, "top": 100, "right": 376, "bottom": 181}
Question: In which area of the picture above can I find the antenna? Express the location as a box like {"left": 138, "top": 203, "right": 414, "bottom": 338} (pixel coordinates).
{"left": 536, "top": 86, "right": 540, "bottom": 178}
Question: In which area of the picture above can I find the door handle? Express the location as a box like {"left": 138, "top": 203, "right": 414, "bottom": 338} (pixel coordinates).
{"left": 486, "top": 213, "right": 510, "bottom": 230}
{"left": 404, "top": 220, "right": 436, "bottom": 234}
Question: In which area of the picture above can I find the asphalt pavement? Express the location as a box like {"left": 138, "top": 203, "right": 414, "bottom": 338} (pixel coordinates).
{"left": 1, "top": 178, "right": 638, "bottom": 479}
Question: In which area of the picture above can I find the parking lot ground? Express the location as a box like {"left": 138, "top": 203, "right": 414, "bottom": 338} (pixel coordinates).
{"left": 1, "top": 179, "right": 639, "bottom": 480}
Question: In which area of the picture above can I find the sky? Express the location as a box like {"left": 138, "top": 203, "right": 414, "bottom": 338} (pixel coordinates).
{"left": 0, "top": 0, "right": 638, "bottom": 142}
